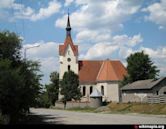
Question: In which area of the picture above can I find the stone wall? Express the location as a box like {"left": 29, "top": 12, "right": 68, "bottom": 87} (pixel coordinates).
{"left": 122, "top": 92, "right": 150, "bottom": 103}
{"left": 55, "top": 99, "right": 102, "bottom": 109}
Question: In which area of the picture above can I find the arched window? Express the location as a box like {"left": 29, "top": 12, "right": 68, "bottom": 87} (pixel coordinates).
{"left": 90, "top": 86, "right": 93, "bottom": 94}
{"left": 83, "top": 86, "right": 86, "bottom": 96}
{"left": 68, "top": 65, "right": 70, "bottom": 71}
{"left": 101, "top": 86, "right": 104, "bottom": 95}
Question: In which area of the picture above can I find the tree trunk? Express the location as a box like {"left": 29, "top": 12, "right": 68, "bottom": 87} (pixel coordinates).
{"left": 64, "top": 101, "right": 66, "bottom": 109}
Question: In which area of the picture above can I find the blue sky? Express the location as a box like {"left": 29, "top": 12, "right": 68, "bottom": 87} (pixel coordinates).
{"left": 0, "top": 0, "right": 166, "bottom": 84}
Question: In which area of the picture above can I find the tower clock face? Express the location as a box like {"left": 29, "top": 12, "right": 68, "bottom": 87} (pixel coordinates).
{"left": 67, "top": 58, "right": 71, "bottom": 62}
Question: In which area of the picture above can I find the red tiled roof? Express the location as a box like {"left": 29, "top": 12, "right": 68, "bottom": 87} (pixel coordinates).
{"left": 79, "top": 60, "right": 103, "bottom": 84}
{"left": 59, "top": 35, "right": 78, "bottom": 56}
{"left": 79, "top": 60, "right": 127, "bottom": 84}
{"left": 96, "top": 60, "right": 127, "bottom": 81}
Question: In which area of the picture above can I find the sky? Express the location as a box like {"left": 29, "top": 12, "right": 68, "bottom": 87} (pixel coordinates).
{"left": 0, "top": 0, "right": 166, "bottom": 84}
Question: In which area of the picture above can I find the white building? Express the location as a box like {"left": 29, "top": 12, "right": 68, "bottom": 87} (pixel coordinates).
{"left": 59, "top": 14, "right": 127, "bottom": 102}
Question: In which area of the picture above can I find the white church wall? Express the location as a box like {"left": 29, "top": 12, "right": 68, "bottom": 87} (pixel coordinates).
{"left": 96, "top": 82, "right": 120, "bottom": 102}
{"left": 96, "top": 82, "right": 108, "bottom": 102}
{"left": 80, "top": 82, "right": 120, "bottom": 102}
{"left": 59, "top": 45, "right": 78, "bottom": 79}
{"left": 107, "top": 82, "right": 120, "bottom": 102}
{"left": 80, "top": 84, "right": 95, "bottom": 102}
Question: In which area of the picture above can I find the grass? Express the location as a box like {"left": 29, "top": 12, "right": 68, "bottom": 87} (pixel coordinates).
{"left": 107, "top": 102, "right": 166, "bottom": 115}
{"left": 52, "top": 102, "right": 166, "bottom": 115}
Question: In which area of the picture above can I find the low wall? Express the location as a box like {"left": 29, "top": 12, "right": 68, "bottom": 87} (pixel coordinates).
{"left": 55, "top": 101, "right": 98, "bottom": 109}
{"left": 122, "top": 93, "right": 148, "bottom": 103}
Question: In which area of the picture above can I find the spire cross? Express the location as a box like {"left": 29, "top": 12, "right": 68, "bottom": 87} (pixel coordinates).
{"left": 66, "top": 8, "right": 71, "bottom": 36}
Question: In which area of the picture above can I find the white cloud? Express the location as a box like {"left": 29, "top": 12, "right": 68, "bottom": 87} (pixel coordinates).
{"left": 0, "top": 0, "right": 14, "bottom": 9}
{"left": 56, "top": 0, "right": 141, "bottom": 44}
{"left": 30, "top": 0, "right": 61, "bottom": 21}
{"left": 119, "top": 46, "right": 133, "bottom": 58}
{"left": 76, "top": 29, "right": 112, "bottom": 43}
{"left": 112, "top": 34, "right": 143, "bottom": 47}
{"left": 23, "top": 41, "right": 59, "bottom": 84}
{"left": 83, "top": 34, "right": 143, "bottom": 59}
{"left": 1, "top": 0, "right": 61, "bottom": 21}
{"left": 140, "top": 46, "right": 166, "bottom": 77}
{"left": 84, "top": 42, "right": 118, "bottom": 59}
{"left": 40, "top": 57, "right": 59, "bottom": 84}
{"left": 140, "top": 47, "right": 166, "bottom": 59}
{"left": 142, "top": 0, "right": 166, "bottom": 28}
{"left": 24, "top": 41, "right": 58, "bottom": 58}
{"left": 64, "top": 0, "right": 74, "bottom": 7}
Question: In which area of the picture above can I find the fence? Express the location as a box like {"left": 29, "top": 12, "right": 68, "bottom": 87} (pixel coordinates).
{"left": 147, "top": 95, "right": 166, "bottom": 104}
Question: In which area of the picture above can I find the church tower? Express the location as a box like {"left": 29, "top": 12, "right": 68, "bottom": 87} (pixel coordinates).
{"left": 59, "top": 13, "right": 78, "bottom": 80}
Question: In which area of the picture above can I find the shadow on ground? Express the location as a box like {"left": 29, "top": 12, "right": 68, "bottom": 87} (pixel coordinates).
{"left": 18, "top": 113, "right": 65, "bottom": 124}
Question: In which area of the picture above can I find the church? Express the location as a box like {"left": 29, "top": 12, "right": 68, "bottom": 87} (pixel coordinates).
{"left": 59, "top": 14, "right": 127, "bottom": 102}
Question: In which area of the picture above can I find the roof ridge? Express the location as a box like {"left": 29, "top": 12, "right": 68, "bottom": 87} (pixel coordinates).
{"left": 62, "top": 35, "right": 78, "bottom": 56}
{"left": 96, "top": 61, "right": 105, "bottom": 80}
{"left": 109, "top": 61, "right": 119, "bottom": 80}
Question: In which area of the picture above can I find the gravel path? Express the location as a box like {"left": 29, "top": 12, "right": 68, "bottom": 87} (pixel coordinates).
{"left": 29, "top": 108, "right": 166, "bottom": 124}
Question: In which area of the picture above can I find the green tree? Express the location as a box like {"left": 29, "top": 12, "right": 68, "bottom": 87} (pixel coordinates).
{"left": 35, "top": 90, "right": 51, "bottom": 108}
{"left": 121, "top": 51, "right": 159, "bottom": 86}
{"left": 0, "top": 31, "right": 42, "bottom": 123}
{"left": 60, "top": 71, "right": 81, "bottom": 109}
{"left": 0, "top": 31, "right": 21, "bottom": 63}
{"left": 46, "top": 71, "right": 59, "bottom": 105}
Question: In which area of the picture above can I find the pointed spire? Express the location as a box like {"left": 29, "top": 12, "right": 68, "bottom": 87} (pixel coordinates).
{"left": 66, "top": 9, "right": 71, "bottom": 36}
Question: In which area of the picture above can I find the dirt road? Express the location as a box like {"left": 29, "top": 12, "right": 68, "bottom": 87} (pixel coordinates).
{"left": 29, "top": 108, "right": 166, "bottom": 124}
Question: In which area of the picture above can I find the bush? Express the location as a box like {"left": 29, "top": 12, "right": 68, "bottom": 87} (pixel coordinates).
{"left": 35, "top": 91, "right": 51, "bottom": 108}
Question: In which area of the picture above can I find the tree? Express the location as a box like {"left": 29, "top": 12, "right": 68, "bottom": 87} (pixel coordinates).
{"left": 0, "top": 31, "right": 42, "bottom": 123}
{"left": 121, "top": 51, "right": 159, "bottom": 86}
{"left": 0, "top": 31, "right": 21, "bottom": 63}
{"left": 60, "top": 71, "right": 81, "bottom": 109}
{"left": 46, "top": 71, "right": 59, "bottom": 105}
{"left": 35, "top": 90, "right": 51, "bottom": 108}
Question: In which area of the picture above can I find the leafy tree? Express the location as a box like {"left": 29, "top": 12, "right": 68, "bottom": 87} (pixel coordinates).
{"left": 0, "top": 31, "right": 42, "bottom": 123}
{"left": 0, "top": 31, "right": 21, "bottom": 62}
{"left": 46, "top": 71, "right": 59, "bottom": 105}
{"left": 35, "top": 90, "right": 51, "bottom": 108}
{"left": 60, "top": 71, "right": 81, "bottom": 109}
{"left": 121, "top": 51, "right": 159, "bottom": 86}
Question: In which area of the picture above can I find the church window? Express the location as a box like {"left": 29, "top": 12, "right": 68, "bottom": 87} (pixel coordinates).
{"left": 101, "top": 86, "right": 104, "bottom": 95}
{"left": 83, "top": 86, "right": 86, "bottom": 96}
{"left": 90, "top": 86, "right": 93, "bottom": 94}
{"left": 67, "top": 58, "right": 71, "bottom": 62}
{"left": 68, "top": 65, "right": 70, "bottom": 71}
{"left": 68, "top": 50, "right": 70, "bottom": 55}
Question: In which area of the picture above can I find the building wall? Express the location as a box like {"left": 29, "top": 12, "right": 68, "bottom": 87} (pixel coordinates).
{"left": 106, "top": 82, "right": 120, "bottom": 102}
{"left": 121, "top": 80, "right": 166, "bottom": 103}
{"left": 80, "top": 82, "right": 120, "bottom": 102}
{"left": 96, "top": 82, "right": 108, "bottom": 101}
{"left": 152, "top": 80, "right": 166, "bottom": 95}
{"left": 121, "top": 91, "right": 152, "bottom": 103}
{"left": 80, "top": 84, "right": 95, "bottom": 102}
{"left": 59, "top": 45, "right": 78, "bottom": 79}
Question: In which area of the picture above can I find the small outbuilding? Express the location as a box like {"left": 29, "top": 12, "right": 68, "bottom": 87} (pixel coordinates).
{"left": 90, "top": 89, "right": 103, "bottom": 108}
{"left": 121, "top": 77, "right": 166, "bottom": 103}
